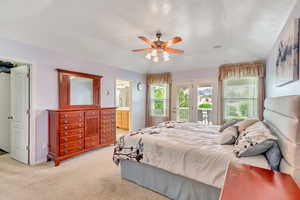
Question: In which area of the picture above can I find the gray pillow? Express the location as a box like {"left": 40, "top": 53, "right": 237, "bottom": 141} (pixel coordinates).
{"left": 236, "top": 139, "right": 274, "bottom": 157}
{"left": 264, "top": 141, "right": 282, "bottom": 171}
{"left": 219, "top": 119, "right": 240, "bottom": 132}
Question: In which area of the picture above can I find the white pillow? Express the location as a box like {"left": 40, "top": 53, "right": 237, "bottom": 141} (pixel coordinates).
{"left": 218, "top": 126, "right": 238, "bottom": 145}
{"left": 235, "top": 119, "right": 259, "bottom": 132}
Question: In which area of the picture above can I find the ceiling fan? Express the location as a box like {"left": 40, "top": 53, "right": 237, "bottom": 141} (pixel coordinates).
{"left": 132, "top": 32, "right": 184, "bottom": 62}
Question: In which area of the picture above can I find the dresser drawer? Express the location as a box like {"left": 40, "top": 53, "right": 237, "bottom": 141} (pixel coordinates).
{"left": 60, "top": 145, "right": 84, "bottom": 156}
{"left": 85, "top": 135, "right": 99, "bottom": 143}
{"left": 60, "top": 128, "right": 84, "bottom": 137}
{"left": 60, "top": 123, "right": 84, "bottom": 130}
{"left": 85, "top": 110, "right": 99, "bottom": 117}
{"left": 60, "top": 118, "right": 83, "bottom": 124}
{"left": 60, "top": 134, "right": 83, "bottom": 144}
{"left": 60, "top": 140, "right": 83, "bottom": 150}
{"left": 85, "top": 140, "right": 98, "bottom": 149}
{"left": 59, "top": 112, "right": 84, "bottom": 119}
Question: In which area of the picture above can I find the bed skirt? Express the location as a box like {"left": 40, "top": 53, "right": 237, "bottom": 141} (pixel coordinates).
{"left": 120, "top": 160, "right": 220, "bottom": 200}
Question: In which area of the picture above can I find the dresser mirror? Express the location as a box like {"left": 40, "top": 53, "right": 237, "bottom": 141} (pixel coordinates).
{"left": 57, "top": 69, "right": 102, "bottom": 109}
{"left": 70, "top": 77, "right": 93, "bottom": 105}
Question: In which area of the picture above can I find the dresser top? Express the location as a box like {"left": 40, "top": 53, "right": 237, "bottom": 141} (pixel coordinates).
{"left": 48, "top": 107, "right": 116, "bottom": 112}
{"left": 220, "top": 162, "right": 300, "bottom": 200}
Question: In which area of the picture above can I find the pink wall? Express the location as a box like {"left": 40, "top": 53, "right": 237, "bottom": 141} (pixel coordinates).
{"left": 0, "top": 38, "right": 146, "bottom": 163}
{"left": 266, "top": 1, "right": 300, "bottom": 97}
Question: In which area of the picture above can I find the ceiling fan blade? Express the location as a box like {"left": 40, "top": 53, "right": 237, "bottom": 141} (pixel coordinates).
{"left": 138, "top": 36, "right": 157, "bottom": 47}
{"left": 131, "top": 48, "right": 153, "bottom": 52}
{"left": 163, "top": 37, "right": 182, "bottom": 47}
{"left": 164, "top": 48, "right": 184, "bottom": 54}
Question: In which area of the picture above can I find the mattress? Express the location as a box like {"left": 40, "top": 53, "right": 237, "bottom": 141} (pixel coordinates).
{"left": 113, "top": 122, "right": 270, "bottom": 188}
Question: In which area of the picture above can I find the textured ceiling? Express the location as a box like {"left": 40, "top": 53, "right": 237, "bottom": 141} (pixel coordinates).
{"left": 0, "top": 0, "right": 296, "bottom": 73}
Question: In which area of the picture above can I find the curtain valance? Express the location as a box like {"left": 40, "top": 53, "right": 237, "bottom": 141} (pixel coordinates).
{"left": 147, "top": 72, "right": 172, "bottom": 85}
{"left": 219, "top": 62, "right": 265, "bottom": 81}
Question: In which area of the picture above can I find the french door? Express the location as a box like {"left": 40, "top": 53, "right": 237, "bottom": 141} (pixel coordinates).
{"left": 172, "top": 82, "right": 215, "bottom": 124}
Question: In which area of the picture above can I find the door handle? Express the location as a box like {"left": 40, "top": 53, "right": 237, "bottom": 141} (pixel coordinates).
{"left": 8, "top": 116, "right": 13, "bottom": 120}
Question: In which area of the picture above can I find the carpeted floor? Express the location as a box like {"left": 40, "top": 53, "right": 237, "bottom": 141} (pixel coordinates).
{"left": 0, "top": 146, "right": 167, "bottom": 200}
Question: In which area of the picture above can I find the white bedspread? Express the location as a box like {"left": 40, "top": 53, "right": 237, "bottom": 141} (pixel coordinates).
{"left": 115, "top": 122, "right": 269, "bottom": 188}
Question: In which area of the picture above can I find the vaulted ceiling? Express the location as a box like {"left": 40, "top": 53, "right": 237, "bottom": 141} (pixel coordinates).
{"left": 0, "top": 0, "right": 296, "bottom": 73}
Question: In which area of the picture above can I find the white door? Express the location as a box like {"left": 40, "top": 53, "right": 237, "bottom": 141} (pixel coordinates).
{"left": 10, "top": 65, "right": 29, "bottom": 164}
{"left": 0, "top": 73, "right": 10, "bottom": 152}
{"left": 172, "top": 84, "right": 193, "bottom": 122}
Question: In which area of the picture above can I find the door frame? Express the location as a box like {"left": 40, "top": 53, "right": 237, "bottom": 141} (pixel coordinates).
{"left": 172, "top": 79, "right": 219, "bottom": 124}
{"left": 0, "top": 57, "right": 36, "bottom": 165}
{"left": 115, "top": 78, "right": 133, "bottom": 130}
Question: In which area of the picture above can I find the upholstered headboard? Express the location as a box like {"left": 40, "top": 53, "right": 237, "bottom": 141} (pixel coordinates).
{"left": 263, "top": 95, "right": 300, "bottom": 186}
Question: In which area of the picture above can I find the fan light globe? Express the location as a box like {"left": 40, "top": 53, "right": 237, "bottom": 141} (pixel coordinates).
{"left": 151, "top": 49, "right": 158, "bottom": 57}
{"left": 153, "top": 56, "right": 159, "bottom": 62}
{"left": 164, "top": 56, "right": 170, "bottom": 62}
{"left": 145, "top": 53, "right": 151, "bottom": 60}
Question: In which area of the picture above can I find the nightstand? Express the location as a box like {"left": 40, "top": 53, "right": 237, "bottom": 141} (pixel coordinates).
{"left": 220, "top": 162, "right": 300, "bottom": 200}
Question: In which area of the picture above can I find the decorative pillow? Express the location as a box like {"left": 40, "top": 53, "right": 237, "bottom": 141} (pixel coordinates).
{"left": 233, "top": 126, "right": 278, "bottom": 157}
{"left": 264, "top": 141, "right": 282, "bottom": 171}
{"left": 245, "top": 121, "right": 266, "bottom": 132}
{"left": 235, "top": 119, "right": 259, "bottom": 132}
{"left": 218, "top": 126, "right": 238, "bottom": 145}
{"left": 219, "top": 119, "right": 240, "bottom": 132}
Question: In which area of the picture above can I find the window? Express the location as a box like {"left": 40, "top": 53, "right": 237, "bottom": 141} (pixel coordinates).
{"left": 150, "top": 84, "right": 169, "bottom": 117}
{"left": 223, "top": 77, "right": 258, "bottom": 121}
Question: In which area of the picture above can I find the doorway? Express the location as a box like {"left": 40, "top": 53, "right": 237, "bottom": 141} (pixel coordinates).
{"left": 0, "top": 59, "right": 30, "bottom": 164}
{"left": 115, "top": 79, "right": 132, "bottom": 138}
{"left": 172, "top": 81, "right": 217, "bottom": 125}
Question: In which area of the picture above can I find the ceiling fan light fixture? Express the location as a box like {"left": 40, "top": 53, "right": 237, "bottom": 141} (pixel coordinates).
{"left": 163, "top": 56, "right": 170, "bottom": 62}
{"left": 153, "top": 56, "right": 159, "bottom": 62}
{"left": 145, "top": 53, "right": 152, "bottom": 60}
{"left": 151, "top": 49, "right": 158, "bottom": 57}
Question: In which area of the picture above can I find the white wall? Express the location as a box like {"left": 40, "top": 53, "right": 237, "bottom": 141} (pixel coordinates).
{"left": 266, "top": 1, "right": 300, "bottom": 97}
{"left": 0, "top": 38, "right": 146, "bottom": 163}
{"left": 0, "top": 73, "right": 10, "bottom": 152}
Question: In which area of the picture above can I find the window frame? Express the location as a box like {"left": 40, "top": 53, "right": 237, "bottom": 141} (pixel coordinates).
{"left": 150, "top": 83, "right": 169, "bottom": 117}
{"left": 222, "top": 77, "right": 259, "bottom": 121}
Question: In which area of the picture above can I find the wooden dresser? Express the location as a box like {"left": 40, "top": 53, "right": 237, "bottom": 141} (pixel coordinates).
{"left": 48, "top": 108, "right": 116, "bottom": 166}
{"left": 47, "top": 69, "right": 116, "bottom": 166}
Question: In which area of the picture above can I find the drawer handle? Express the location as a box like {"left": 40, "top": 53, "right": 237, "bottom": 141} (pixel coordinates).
{"left": 64, "top": 114, "right": 68, "bottom": 118}
{"left": 64, "top": 126, "right": 68, "bottom": 130}
{"left": 78, "top": 135, "right": 81, "bottom": 139}
{"left": 64, "top": 150, "right": 68, "bottom": 154}
{"left": 64, "top": 138, "right": 68, "bottom": 142}
{"left": 79, "top": 124, "right": 82, "bottom": 127}
{"left": 64, "top": 144, "right": 68, "bottom": 148}
{"left": 64, "top": 132, "right": 68, "bottom": 136}
{"left": 79, "top": 119, "right": 82, "bottom": 122}
{"left": 77, "top": 147, "right": 82, "bottom": 150}
{"left": 64, "top": 120, "right": 68, "bottom": 123}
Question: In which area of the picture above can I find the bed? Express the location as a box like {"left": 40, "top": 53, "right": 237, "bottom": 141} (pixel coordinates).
{"left": 113, "top": 95, "right": 300, "bottom": 200}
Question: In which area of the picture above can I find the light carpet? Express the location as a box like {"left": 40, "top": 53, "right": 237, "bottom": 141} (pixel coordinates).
{"left": 0, "top": 146, "right": 167, "bottom": 200}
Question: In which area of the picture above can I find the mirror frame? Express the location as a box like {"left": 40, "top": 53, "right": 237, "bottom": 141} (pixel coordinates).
{"left": 57, "top": 69, "right": 102, "bottom": 109}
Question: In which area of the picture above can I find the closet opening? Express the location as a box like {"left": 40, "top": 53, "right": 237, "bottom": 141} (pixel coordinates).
{"left": 0, "top": 59, "right": 31, "bottom": 164}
